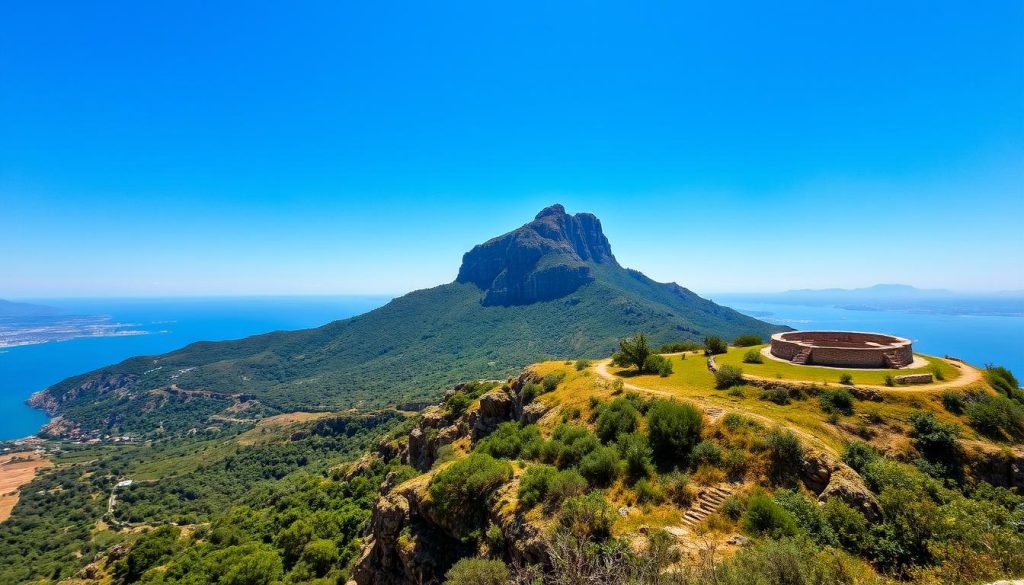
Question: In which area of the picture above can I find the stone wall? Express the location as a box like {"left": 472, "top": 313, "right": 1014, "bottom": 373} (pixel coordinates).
{"left": 770, "top": 331, "right": 913, "bottom": 368}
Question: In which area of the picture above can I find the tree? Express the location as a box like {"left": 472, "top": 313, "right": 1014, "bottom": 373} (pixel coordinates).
{"left": 614, "top": 334, "right": 652, "bottom": 372}
{"left": 646, "top": 400, "right": 703, "bottom": 467}
{"left": 703, "top": 336, "right": 728, "bottom": 355}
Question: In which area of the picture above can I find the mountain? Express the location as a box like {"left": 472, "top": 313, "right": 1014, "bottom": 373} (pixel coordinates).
{"left": 30, "top": 205, "right": 784, "bottom": 436}
{"left": 715, "top": 284, "right": 1024, "bottom": 317}
{"left": 0, "top": 299, "right": 62, "bottom": 318}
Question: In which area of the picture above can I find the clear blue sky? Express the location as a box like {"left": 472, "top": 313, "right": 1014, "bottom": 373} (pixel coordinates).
{"left": 2, "top": 1, "right": 1022, "bottom": 297}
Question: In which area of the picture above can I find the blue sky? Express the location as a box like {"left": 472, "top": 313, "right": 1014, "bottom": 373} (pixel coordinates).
{"left": 2, "top": 1, "right": 1022, "bottom": 297}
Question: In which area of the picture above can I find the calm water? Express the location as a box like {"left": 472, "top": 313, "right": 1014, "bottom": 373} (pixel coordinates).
{"left": 0, "top": 296, "right": 389, "bottom": 440}
{"left": 719, "top": 300, "right": 1024, "bottom": 376}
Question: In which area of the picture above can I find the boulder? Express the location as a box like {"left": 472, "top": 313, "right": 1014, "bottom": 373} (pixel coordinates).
{"left": 818, "top": 467, "right": 882, "bottom": 522}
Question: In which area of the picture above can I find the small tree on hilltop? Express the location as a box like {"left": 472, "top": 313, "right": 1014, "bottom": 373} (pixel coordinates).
{"left": 614, "top": 334, "right": 652, "bottom": 372}
{"left": 703, "top": 336, "right": 728, "bottom": 355}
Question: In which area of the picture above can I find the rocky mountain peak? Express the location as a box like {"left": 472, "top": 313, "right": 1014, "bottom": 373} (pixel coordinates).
{"left": 456, "top": 205, "right": 618, "bottom": 306}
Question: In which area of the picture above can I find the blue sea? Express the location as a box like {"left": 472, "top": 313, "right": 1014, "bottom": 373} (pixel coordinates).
{"left": 2, "top": 296, "right": 1021, "bottom": 441}
{"left": 0, "top": 296, "right": 389, "bottom": 441}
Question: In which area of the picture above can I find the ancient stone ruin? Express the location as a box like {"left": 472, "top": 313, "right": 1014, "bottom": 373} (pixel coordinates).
{"left": 770, "top": 331, "right": 913, "bottom": 368}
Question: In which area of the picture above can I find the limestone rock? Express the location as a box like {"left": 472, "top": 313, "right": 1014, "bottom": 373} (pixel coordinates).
{"left": 456, "top": 204, "right": 618, "bottom": 306}
{"left": 818, "top": 467, "right": 882, "bottom": 522}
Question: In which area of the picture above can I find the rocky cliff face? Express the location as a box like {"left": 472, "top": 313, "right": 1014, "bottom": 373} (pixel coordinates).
{"left": 456, "top": 204, "right": 618, "bottom": 306}
{"left": 352, "top": 373, "right": 551, "bottom": 585}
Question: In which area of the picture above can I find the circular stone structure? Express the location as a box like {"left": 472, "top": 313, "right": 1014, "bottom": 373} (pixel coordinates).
{"left": 770, "top": 331, "right": 913, "bottom": 369}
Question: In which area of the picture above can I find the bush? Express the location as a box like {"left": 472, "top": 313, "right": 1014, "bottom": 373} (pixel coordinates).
{"left": 715, "top": 365, "right": 744, "bottom": 389}
{"left": 838, "top": 373, "right": 854, "bottom": 385}
{"left": 518, "top": 464, "right": 558, "bottom": 509}
{"left": 429, "top": 453, "right": 513, "bottom": 541}
{"left": 742, "top": 349, "right": 763, "bottom": 364}
{"left": 765, "top": 428, "right": 803, "bottom": 486}
{"left": 521, "top": 382, "right": 543, "bottom": 404}
{"left": 742, "top": 492, "right": 798, "bottom": 538}
{"left": 594, "top": 398, "right": 639, "bottom": 443}
{"left": 727, "top": 385, "right": 745, "bottom": 398}
{"left": 546, "top": 424, "right": 600, "bottom": 469}
{"left": 884, "top": 375, "right": 896, "bottom": 387}
{"left": 658, "top": 341, "right": 702, "bottom": 353}
{"left": 985, "top": 365, "right": 1020, "bottom": 398}
{"left": 733, "top": 334, "right": 763, "bottom": 347}
{"left": 542, "top": 372, "right": 566, "bottom": 392}
{"left": 773, "top": 489, "right": 836, "bottom": 546}
{"left": 966, "top": 394, "right": 1024, "bottom": 440}
{"left": 759, "top": 386, "right": 790, "bottom": 405}
{"left": 617, "top": 431, "right": 654, "bottom": 481}
{"left": 559, "top": 493, "right": 613, "bottom": 539}
{"left": 647, "top": 400, "right": 704, "bottom": 467}
{"left": 574, "top": 359, "right": 591, "bottom": 371}
{"left": 841, "top": 441, "right": 879, "bottom": 473}
{"left": 444, "top": 391, "right": 473, "bottom": 418}
{"left": 633, "top": 478, "right": 665, "bottom": 505}
{"left": 546, "top": 469, "right": 588, "bottom": 507}
{"left": 661, "top": 471, "right": 693, "bottom": 507}
{"left": 704, "top": 336, "right": 728, "bottom": 355}
{"left": 579, "top": 446, "right": 619, "bottom": 487}
{"left": 931, "top": 365, "right": 945, "bottom": 381}
{"left": 690, "top": 440, "right": 722, "bottom": 467}
{"left": 821, "top": 498, "right": 869, "bottom": 553}
{"left": 475, "top": 422, "right": 542, "bottom": 459}
{"left": 444, "top": 558, "right": 509, "bottom": 585}
{"left": 654, "top": 355, "right": 674, "bottom": 377}
{"left": 908, "top": 411, "right": 960, "bottom": 456}
{"left": 941, "top": 391, "right": 965, "bottom": 414}
{"left": 722, "top": 496, "right": 744, "bottom": 520}
{"left": 819, "top": 389, "right": 854, "bottom": 416}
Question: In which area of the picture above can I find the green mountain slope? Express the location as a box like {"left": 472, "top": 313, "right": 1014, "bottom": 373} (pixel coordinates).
{"left": 31, "top": 206, "right": 784, "bottom": 436}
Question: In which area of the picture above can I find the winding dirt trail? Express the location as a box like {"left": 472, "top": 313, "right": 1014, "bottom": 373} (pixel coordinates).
{"left": 739, "top": 357, "right": 984, "bottom": 392}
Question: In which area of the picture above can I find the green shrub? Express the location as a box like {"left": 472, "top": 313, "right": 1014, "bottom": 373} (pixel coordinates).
{"left": 742, "top": 491, "right": 798, "bottom": 538}
{"left": 546, "top": 469, "right": 588, "bottom": 507}
{"left": 908, "top": 411, "right": 960, "bottom": 456}
{"left": 429, "top": 453, "right": 512, "bottom": 541}
{"left": 722, "top": 448, "right": 748, "bottom": 477}
{"left": 574, "top": 359, "right": 591, "bottom": 371}
{"left": 542, "top": 372, "right": 566, "bottom": 392}
{"left": 444, "top": 391, "right": 473, "bottom": 418}
{"left": 759, "top": 386, "right": 790, "bottom": 405}
{"left": 821, "top": 498, "right": 869, "bottom": 553}
{"left": 841, "top": 441, "right": 879, "bottom": 473}
{"left": 733, "top": 334, "right": 763, "bottom": 347}
{"left": 931, "top": 365, "right": 945, "bottom": 381}
{"left": 518, "top": 464, "right": 559, "bottom": 509}
{"left": 444, "top": 558, "right": 509, "bottom": 585}
{"left": 559, "top": 492, "right": 613, "bottom": 539}
{"left": 475, "top": 422, "right": 542, "bottom": 459}
{"left": 579, "top": 446, "right": 619, "bottom": 487}
{"left": 704, "top": 336, "right": 728, "bottom": 355}
{"left": 722, "top": 496, "right": 744, "bottom": 520}
{"left": 884, "top": 374, "right": 896, "bottom": 387}
{"left": 966, "top": 394, "right": 1024, "bottom": 440}
{"left": 547, "top": 424, "right": 601, "bottom": 469}
{"left": 819, "top": 389, "right": 854, "bottom": 416}
{"left": 647, "top": 400, "right": 704, "bottom": 467}
{"left": 655, "top": 355, "right": 674, "bottom": 377}
{"left": 941, "top": 391, "right": 965, "bottom": 414}
{"left": 661, "top": 471, "right": 693, "bottom": 507}
{"left": 985, "top": 365, "right": 1020, "bottom": 398}
{"left": 765, "top": 428, "right": 803, "bottom": 486}
{"left": 742, "top": 349, "right": 763, "bottom": 364}
{"left": 727, "top": 385, "right": 745, "bottom": 398}
{"left": 617, "top": 431, "right": 654, "bottom": 481}
{"left": 838, "top": 373, "right": 854, "bottom": 385}
{"left": 690, "top": 440, "right": 722, "bottom": 467}
{"left": 594, "top": 398, "right": 639, "bottom": 443}
{"left": 521, "top": 382, "right": 543, "bottom": 404}
{"left": 633, "top": 478, "right": 665, "bottom": 504}
{"left": 715, "top": 365, "right": 744, "bottom": 389}
{"left": 773, "top": 489, "right": 836, "bottom": 546}
{"left": 658, "top": 341, "right": 703, "bottom": 353}
{"left": 298, "top": 539, "right": 339, "bottom": 578}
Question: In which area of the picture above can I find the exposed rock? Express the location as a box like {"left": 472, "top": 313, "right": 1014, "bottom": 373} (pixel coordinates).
{"left": 962, "top": 441, "right": 1024, "bottom": 491}
{"left": 818, "top": 467, "right": 882, "bottom": 522}
{"left": 848, "top": 386, "right": 883, "bottom": 402}
{"left": 471, "top": 386, "right": 514, "bottom": 441}
{"left": 800, "top": 450, "right": 838, "bottom": 493}
{"left": 456, "top": 204, "right": 618, "bottom": 306}
{"left": 726, "top": 534, "right": 752, "bottom": 547}
{"left": 894, "top": 373, "right": 933, "bottom": 385}
{"left": 519, "top": 401, "right": 550, "bottom": 425}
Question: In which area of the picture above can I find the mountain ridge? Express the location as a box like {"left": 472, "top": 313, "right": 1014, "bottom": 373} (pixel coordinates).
{"left": 30, "top": 205, "right": 785, "bottom": 437}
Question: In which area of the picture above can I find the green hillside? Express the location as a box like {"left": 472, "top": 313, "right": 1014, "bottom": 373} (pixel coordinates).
{"left": 33, "top": 207, "right": 783, "bottom": 436}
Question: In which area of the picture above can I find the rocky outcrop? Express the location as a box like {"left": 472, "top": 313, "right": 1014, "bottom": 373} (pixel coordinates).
{"left": 962, "top": 441, "right": 1024, "bottom": 491}
{"left": 818, "top": 467, "right": 883, "bottom": 522}
{"left": 456, "top": 204, "right": 618, "bottom": 306}
{"left": 27, "top": 372, "right": 140, "bottom": 415}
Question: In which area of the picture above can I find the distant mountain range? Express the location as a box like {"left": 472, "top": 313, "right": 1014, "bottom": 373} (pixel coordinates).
{"left": 715, "top": 284, "right": 1024, "bottom": 317}
{"left": 0, "top": 299, "right": 62, "bottom": 318}
{"left": 30, "top": 205, "right": 784, "bottom": 437}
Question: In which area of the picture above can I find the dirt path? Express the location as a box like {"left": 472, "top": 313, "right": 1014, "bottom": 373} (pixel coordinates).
{"left": 593, "top": 359, "right": 836, "bottom": 455}
{"left": 739, "top": 357, "right": 984, "bottom": 392}
{"left": 0, "top": 451, "right": 52, "bottom": 522}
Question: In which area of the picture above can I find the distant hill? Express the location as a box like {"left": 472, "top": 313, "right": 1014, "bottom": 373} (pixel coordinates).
{"left": 31, "top": 205, "right": 784, "bottom": 436}
{"left": 715, "top": 284, "right": 1024, "bottom": 317}
{"left": 0, "top": 299, "right": 62, "bottom": 318}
